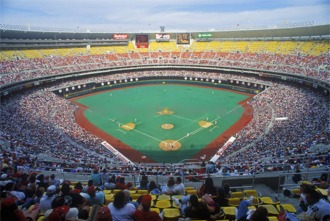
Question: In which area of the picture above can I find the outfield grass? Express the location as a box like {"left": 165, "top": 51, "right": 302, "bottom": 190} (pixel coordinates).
{"left": 74, "top": 84, "right": 250, "bottom": 163}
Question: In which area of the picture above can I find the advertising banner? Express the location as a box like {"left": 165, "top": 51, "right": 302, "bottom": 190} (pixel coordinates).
{"left": 156, "top": 33, "right": 170, "bottom": 41}
{"left": 113, "top": 34, "right": 128, "bottom": 40}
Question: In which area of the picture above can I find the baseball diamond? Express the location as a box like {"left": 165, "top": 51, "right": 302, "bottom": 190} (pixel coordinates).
{"left": 72, "top": 83, "right": 253, "bottom": 163}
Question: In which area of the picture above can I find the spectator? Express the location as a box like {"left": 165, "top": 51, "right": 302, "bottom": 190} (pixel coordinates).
{"left": 198, "top": 177, "right": 218, "bottom": 199}
{"left": 82, "top": 180, "right": 94, "bottom": 193}
{"left": 235, "top": 197, "right": 253, "bottom": 221}
{"left": 48, "top": 174, "right": 60, "bottom": 187}
{"left": 88, "top": 186, "right": 105, "bottom": 205}
{"left": 123, "top": 189, "right": 136, "bottom": 207}
{"left": 44, "top": 195, "right": 79, "bottom": 221}
{"left": 60, "top": 183, "right": 87, "bottom": 211}
{"left": 163, "top": 177, "right": 175, "bottom": 195}
{"left": 173, "top": 177, "right": 185, "bottom": 195}
{"left": 148, "top": 180, "right": 161, "bottom": 195}
{"left": 298, "top": 183, "right": 316, "bottom": 214}
{"left": 201, "top": 194, "right": 223, "bottom": 220}
{"left": 292, "top": 167, "right": 302, "bottom": 184}
{"left": 72, "top": 182, "right": 83, "bottom": 194}
{"left": 217, "top": 186, "right": 229, "bottom": 207}
{"left": 40, "top": 185, "right": 58, "bottom": 213}
{"left": 108, "top": 191, "right": 135, "bottom": 221}
{"left": 133, "top": 194, "right": 162, "bottom": 221}
{"left": 206, "top": 161, "right": 216, "bottom": 173}
{"left": 91, "top": 169, "right": 102, "bottom": 187}
{"left": 37, "top": 174, "right": 49, "bottom": 190}
{"left": 100, "top": 169, "right": 110, "bottom": 186}
{"left": 139, "top": 174, "right": 149, "bottom": 190}
{"left": 179, "top": 194, "right": 211, "bottom": 220}
{"left": 305, "top": 188, "right": 330, "bottom": 220}
{"left": 0, "top": 197, "right": 26, "bottom": 221}
{"left": 3, "top": 181, "right": 26, "bottom": 206}
{"left": 103, "top": 176, "right": 116, "bottom": 190}
{"left": 21, "top": 187, "right": 40, "bottom": 210}
{"left": 223, "top": 184, "right": 232, "bottom": 198}
{"left": 115, "top": 177, "right": 127, "bottom": 190}
{"left": 248, "top": 206, "right": 269, "bottom": 221}
{"left": 95, "top": 205, "right": 113, "bottom": 221}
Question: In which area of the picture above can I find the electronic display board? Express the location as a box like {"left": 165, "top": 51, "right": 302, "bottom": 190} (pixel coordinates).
{"left": 136, "top": 34, "right": 149, "bottom": 48}
{"left": 177, "top": 33, "right": 190, "bottom": 44}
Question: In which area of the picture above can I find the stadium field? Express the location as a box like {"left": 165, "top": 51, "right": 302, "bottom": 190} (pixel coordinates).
{"left": 72, "top": 82, "right": 254, "bottom": 163}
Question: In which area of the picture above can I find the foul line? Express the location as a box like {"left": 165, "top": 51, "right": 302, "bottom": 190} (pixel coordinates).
{"left": 129, "top": 128, "right": 163, "bottom": 142}
{"left": 109, "top": 118, "right": 163, "bottom": 142}
{"left": 172, "top": 114, "right": 196, "bottom": 122}
{"left": 116, "top": 129, "right": 126, "bottom": 134}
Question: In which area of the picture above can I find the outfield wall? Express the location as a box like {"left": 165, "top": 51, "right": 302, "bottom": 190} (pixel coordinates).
{"left": 53, "top": 76, "right": 263, "bottom": 99}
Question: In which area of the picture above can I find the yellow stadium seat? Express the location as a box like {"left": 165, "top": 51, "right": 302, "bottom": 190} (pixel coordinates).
{"left": 112, "top": 189, "right": 121, "bottom": 194}
{"left": 249, "top": 197, "right": 262, "bottom": 206}
{"left": 154, "top": 200, "right": 172, "bottom": 209}
{"left": 137, "top": 189, "right": 148, "bottom": 195}
{"left": 129, "top": 190, "right": 137, "bottom": 194}
{"left": 231, "top": 191, "right": 245, "bottom": 199}
{"left": 130, "top": 193, "right": 141, "bottom": 201}
{"left": 222, "top": 206, "right": 236, "bottom": 219}
{"left": 185, "top": 186, "right": 195, "bottom": 190}
{"left": 248, "top": 205, "right": 256, "bottom": 210}
{"left": 260, "top": 196, "right": 280, "bottom": 205}
{"left": 150, "top": 207, "right": 160, "bottom": 214}
{"left": 261, "top": 205, "right": 280, "bottom": 215}
{"left": 104, "top": 193, "right": 114, "bottom": 204}
{"left": 157, "top": 194, "right": 171, "bottom": 200}
{"left": 268, "top": 216, "right": 279, "bottom": 221}
{"left": 163, "top": 208, "right": 181, "bottom": 219}
{"left": 228, "top": 197, "right": 241, "bottom": 207}
{"left": 276, "top": 204, "right": 296, "bottom": 213}
{"left": 243, "top": 189, "right": 259, "bottom": 198}
{"left": 151, "top": 194, "right": 157, "bottom": 201}
{"left": 291, "top": 188, "right": 301, "bottom": 196}
{"left": 186, "top": 189, "right": 198, "bottom": 195}
{"left": 172, "top": 195, "right": 183, "bottom": 200}
{"left": 37, "top": 215, "right": 44, "bottom": 221}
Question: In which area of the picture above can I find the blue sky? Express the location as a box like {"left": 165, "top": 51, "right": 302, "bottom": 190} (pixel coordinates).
{"left": 0, "top": 0, "right": 329, "bottom": 32}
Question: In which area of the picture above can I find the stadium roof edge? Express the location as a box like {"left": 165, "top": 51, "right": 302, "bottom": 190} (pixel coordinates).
{"left": 1, "top": 24, "right": 329, "bottom": 41}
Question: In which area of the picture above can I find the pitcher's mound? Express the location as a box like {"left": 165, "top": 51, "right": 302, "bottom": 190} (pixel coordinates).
{"left": 161, "top": 123, "right": 174, "bottom": 130}
{"left": 158, "top": 108, "right": 174, "bottom": 115}
{"left": 159, "top": 140, "right": 181, "bottom": 151}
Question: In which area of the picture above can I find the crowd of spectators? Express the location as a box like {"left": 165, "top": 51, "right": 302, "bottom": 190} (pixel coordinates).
{"left": 0, "top": 50, "right": 329, "bottom": 86}
{"left": 1, "top": 169, "right": 329, "bottom": 221}
{"left": 0, "top": 69, "right": 329, "bottom": 177}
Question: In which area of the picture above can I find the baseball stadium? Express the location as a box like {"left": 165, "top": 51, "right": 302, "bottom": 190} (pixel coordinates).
{"left": 0, "top": 11, "right": 330, "bottom": 221}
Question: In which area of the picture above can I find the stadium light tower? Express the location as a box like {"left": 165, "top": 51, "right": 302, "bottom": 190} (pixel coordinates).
{"left": 160, "top": 26, "right": 165, "bottom": 33}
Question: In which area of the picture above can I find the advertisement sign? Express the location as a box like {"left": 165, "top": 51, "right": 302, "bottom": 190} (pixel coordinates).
{"left": 198, "top": 33, "right": 213, "bottom": 38}
{"left": 156, "top": 33, "right": 170, "bottom": 41}
{"left": 210, "top": 136, "right": 236, "bottom": 162}
{"left": 101, "top": 141, "right": 135, "bottom": 166}
{"left": 113, "top": 34, "right": 128, "bottom": 40}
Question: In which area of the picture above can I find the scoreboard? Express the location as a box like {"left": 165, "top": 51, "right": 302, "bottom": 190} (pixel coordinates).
{"left": 136, "top": 34, "right": 149, "bottom": 48}
{"left": 177, "top": 33, "right": 190, "bottom": 44}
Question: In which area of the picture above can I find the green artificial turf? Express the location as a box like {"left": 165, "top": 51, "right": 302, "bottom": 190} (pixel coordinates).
{"left": 75, "top": 83, "right": 249, "bottom": 163}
